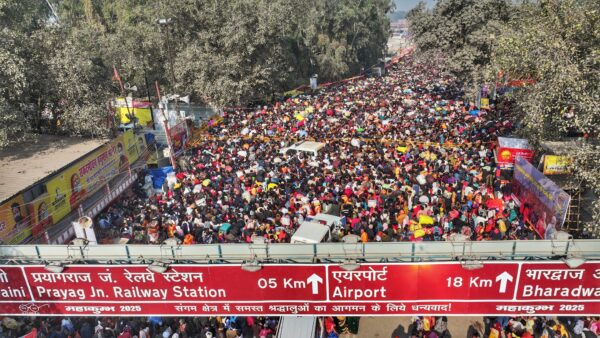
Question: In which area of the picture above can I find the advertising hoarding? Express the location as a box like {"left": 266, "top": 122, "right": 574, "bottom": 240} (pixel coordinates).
{"left": 1, "top": 261, "right": 598, "bottom": 316}
{"left": 168, "top": 121, "right": 188, "bottom": 157}
{"left": 0, "top": 195, "right": 31, "bottom": 244}
{"left": 115, "top": 98, "right": 153, "bottom": 127}
{"left": 513, "top": 155, "right": 571, "bottom": 229}
{"left": 543, "top": 155, "right": 571, "bottom": 175}
{"left": 0, "top": 131, "right": 142, "bottom": 244}
{"left": 496, "top": 137, "right": 535, "bottom": 167}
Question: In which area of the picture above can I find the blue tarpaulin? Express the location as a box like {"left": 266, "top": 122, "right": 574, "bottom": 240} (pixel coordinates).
{"left": 145, "top": 132, "right": 156, "bottom": 145}
{"left": 148, "top": 166, "right": 173, "bottom": 189}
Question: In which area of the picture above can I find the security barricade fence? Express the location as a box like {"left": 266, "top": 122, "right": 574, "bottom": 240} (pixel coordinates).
{"left": 0, "top": 239, "right": 598, "bottom": 265}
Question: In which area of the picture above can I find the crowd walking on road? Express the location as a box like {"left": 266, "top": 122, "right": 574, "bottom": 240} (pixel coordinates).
{"left": 0, "top": 316, "right": 279, "bottom": 338}
{"left": 96, "top": 55, "right": 552, "bottom": 247}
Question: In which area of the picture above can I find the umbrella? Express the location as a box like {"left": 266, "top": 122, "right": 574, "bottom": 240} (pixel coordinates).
{"left": 418, "top": 196, "right": 430, "bottom": 204}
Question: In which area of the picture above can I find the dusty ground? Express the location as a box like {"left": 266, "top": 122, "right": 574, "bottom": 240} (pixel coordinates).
{"left": 0, "top": 134, "right": 107, "bottom": 201}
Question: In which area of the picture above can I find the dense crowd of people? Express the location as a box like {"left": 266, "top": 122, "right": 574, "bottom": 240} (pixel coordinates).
{"left": 3, "top": 315, "right": 599, "bottom": 337}
{"left": 0, "top": 316, "right": 280, "bottom": 338}
{"left": 405, "top": 316, "right": 450, "bottom": 338}
{"left": 96, "top": 55, "right": 551, "bottom": 246}
{"left": 471, "top": 316, "right": 600, "bottom": 338}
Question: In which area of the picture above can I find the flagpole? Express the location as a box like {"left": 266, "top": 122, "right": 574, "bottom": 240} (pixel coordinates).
{"left": 113, "top": 65, "right": 136, "bottom": 129}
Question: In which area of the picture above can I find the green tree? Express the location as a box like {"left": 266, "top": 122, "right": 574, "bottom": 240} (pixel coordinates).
{"left": 169, "top": 0, "right": 392, "bottom": 105}
{"left": 0, "top": 0, "right": 393, "bottom": 144}
{"left": 44, "top": 27, "right": 115, "bottom": 136}
{"left": 407, "top": 0, "right": 512, "bottom": 84}
{"left": 489, "top": 0, "right": 600, "bottom": 229}
{"left": 0, "top": 0, "right": 53, "bottom": 146}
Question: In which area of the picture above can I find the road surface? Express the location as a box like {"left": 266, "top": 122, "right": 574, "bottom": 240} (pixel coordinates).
{"left": 341, "top": 316, "right": 478, "bottom": 337}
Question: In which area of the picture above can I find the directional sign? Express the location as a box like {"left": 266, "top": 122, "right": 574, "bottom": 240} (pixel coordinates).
{"left": 0, "top": 262, "right": 599, "bottom": 316}
{"left": 495, "top": 271, "right": 513, "bottom": 293}
{"left": 307, "top": 273, "right": 323, "bottom": 295}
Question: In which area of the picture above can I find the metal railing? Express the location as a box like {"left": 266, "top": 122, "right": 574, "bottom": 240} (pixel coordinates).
{"left": 1, "top": 239, "right": 599, "bottom": 265}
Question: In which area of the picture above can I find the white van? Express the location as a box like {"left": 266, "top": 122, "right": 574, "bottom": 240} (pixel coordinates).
{"left": 305, "top": 213, "right": 343, "bottom": 230}
{"left": 290, "top": 221, "right": 331, "bottom": 244}
{"left": 280, "top": 141, "right": 325, "bottom": 157}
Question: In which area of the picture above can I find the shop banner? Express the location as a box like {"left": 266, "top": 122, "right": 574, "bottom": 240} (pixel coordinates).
{"left": 1, "top": 262, "right": 598, "bottom": 316}
{"left": 168, "top": 121, "right": 188, "bottom": 157}
{"left": 514, "top": 155, "right": 571, "bottom": 229}
{"left": 543, "top": 155, "right": 571, "bottom": 175}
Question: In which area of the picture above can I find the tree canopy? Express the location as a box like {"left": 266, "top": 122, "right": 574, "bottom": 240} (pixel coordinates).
{"left": 0, "top": 0, "right": 393, "bottom": 146}
{"left": 408, "top": 0, "right": 600, "bottom": 231}
{"left": 407, "top": 0, "right": 512, "bottom": 84}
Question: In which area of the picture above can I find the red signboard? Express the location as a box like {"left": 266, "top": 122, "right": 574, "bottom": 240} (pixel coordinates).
{"left": 495, "top": 137, "right": 535, "bottom": 167}
{"left": 496, "top": 147, "right": 535, "bottom": 166}
{"left": 1, "top": 262, "right": 599, "bottom": 316}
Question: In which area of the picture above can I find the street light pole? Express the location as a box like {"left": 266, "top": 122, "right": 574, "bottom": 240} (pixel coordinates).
{"left": 154, "top": 80, "right": 177, "bottom": 169}
{"left": 157, "top": 18, "right": 181, "bottom": 121}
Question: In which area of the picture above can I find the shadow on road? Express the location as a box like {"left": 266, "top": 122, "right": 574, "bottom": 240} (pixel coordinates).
{"left": 390, "top": 324, "right": 408, "bottom": 338}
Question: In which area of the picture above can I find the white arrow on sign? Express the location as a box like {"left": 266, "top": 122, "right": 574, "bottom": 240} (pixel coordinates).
{"left": 495, "top": 271, "right": 514, "bottom": 293}
{"left": 306, "top": 273, "right": 323, "bottom": 295}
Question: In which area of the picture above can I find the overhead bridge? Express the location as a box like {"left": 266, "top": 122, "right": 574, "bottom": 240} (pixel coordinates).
{"left": 1, "top": 239, "right": 599, "bottom": 265}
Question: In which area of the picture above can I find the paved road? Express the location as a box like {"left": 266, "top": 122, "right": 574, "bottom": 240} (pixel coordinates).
{"left": 339, "top": 316, "right": 480, "bottom": 338}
